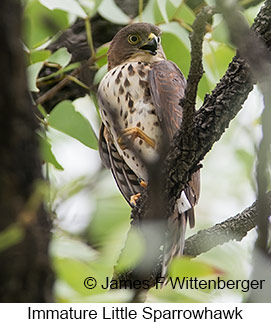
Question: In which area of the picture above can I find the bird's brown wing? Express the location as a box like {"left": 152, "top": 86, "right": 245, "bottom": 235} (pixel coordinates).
{"left": 148, "top": 60, "right": 200, "bottom": 274}
{"left": 148, "top": 60, "right": 200, "bottom": 218}
{"left": 98, "top": 124, "right": 143, "bottom": 205}
{"left": 148, "top": 60, "right": 186, "bottom": 140}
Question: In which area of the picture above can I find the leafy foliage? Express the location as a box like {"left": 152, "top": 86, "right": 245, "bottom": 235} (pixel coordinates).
{"left": 48, "top": 100, "right": 98, "bottom": 150}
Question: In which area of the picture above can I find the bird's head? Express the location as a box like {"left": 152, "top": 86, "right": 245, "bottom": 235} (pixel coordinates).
{"left": 107, "top": 23, "right": 166, "bottom": 70}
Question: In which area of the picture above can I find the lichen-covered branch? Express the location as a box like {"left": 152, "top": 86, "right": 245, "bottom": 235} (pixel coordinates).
{"left": 183, "top": 194, "right": 266, "bottom": 257}
{"left": 182, "top": 6, "right": 214, "bottom": 132}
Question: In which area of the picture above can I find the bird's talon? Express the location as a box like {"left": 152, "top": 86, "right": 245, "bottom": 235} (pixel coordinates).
{"left": 138, "top": 178, "right": 147, "bottom": 188}
{"left": 130, "top": 193, "right": 141, "bottom": 206}
{"left": 117, "top": 126, "right": 155, "bottom": 150}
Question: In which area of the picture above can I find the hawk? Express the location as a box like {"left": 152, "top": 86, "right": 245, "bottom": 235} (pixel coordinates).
{"left": 97, "top": 22, "right": 200, "bottom": 275}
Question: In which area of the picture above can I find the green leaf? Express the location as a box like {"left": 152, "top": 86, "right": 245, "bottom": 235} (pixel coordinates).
{"left": 169, "top": 0, "right": 182, "bottom": 6}
{"left": 39, "top": 0, "right": 87, "bottom": 18}
{"left": 27, "top": 61, "right": 43, "bottom": 92}
{"left": 115, "top": 229, "right": 144, "bottom": 271}
{"left": 95, "top": 45, "right": 109, "bottom": 67}
{"left": 53, "top": 257, "right": 105, "bottom": 296}
{"left": 88, "top": 195, "right": 130, "bottom": 243}
{"left": 47, "top": 47, "right": 72, "bottom": 67}
{"left": 212, "top": 18, "right": 231, "bottom": 45}
{"left": 156, "top": 0, "right": 168, "bottom": 23}
{"left": 141, "top": 0, "right": 156, "bottom": 23}
{"left": 171, "top": 3, "right": 195, "bottom": 25}
{"left": 203, "top": 42, "right": 234, "bottom": 88}
{"left": 79, "top": 0, "right": 103, "bottom": 17}
{"left": 165, "top": 0, "right": 178, "bottom": 20}
{"left": 30, "top": 49, "right": 51, "bottom": 64}
{"left": 153, "top": 0, "right": 164, "bottom": 23}
{"left": 87, "top": 194, "right": 131, "bottom": 267}
{"left": 160, "top": 23, "right": 190, "bottom": 76}
{"left": 160, "top": 22, "right": 190, "bottom": 50}
{"left": 37, "top": 104, "right": 48, "bottom": 118}
{"left": 98, "top": 0, "right": 130, "bottom": 25}
{"left": 93, "top": 64, "right": 108, "bottom": 86}
{"left": 212, "top": 44, "right": 235, "bottom": 78}
{"left": 51, "top": 236, "right": 97, "bottom": 262}
{"left": 48, "top": 100, "right": 98, "bottom": 149}
{"left": 39, "top": 135, "right": 64, "bottom": 170}
{"left": 23, "top": 0, "right": 69, "bottom": 48}
{"left": 169, "top": 257, "right": 224, "bottom": 278}
{"left": 0, "top": 224, "right": 24, "bottom": 253}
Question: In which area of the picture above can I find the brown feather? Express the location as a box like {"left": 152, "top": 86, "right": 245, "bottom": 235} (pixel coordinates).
{"left": 98, "top": 124, "right": 143, "bottom": 205}
{"left": 148, "top": 60, "right": 186, "bottom": 140}
{"left": 148, "top": 60, "right": 200, "bottom": 276}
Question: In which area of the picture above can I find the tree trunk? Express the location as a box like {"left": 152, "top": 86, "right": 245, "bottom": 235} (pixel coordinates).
{"left": 0, "top": 0, "right": 53, "bottom": 302}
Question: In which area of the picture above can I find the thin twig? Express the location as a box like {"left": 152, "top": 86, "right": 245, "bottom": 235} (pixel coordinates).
{"left": 182, "top": 6, "right": 214, "bottom": 132}
{"left": 36, "top": 57, "right": 94, "bottom": 105}
{"left": 36, "top": 53, "right": 106, "bottom": 106}
{"left": 172, "top": 18, "right": 193, "bottom": 32}
{"left": 84, "top": 18, "right": 96, "bottom": 60}
{"left": 138, "top": 0, "right": 143, "bottom": 22}
{"left": 68, "top": 75, "right": 90, "bottom": 90}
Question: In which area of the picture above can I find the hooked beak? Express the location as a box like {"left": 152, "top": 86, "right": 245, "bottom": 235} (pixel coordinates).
{"left": 140, "top": 33, "right": 158, "bottom": 56}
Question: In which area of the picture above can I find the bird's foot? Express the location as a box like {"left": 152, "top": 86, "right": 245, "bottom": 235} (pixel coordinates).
{"left": 129, "top": 180, "right": 147, "bottom": 206}
{"left": 138, "top": 178, "right": 147, "bottom": 188}
{"left": 117, "top": 126, "right": 155, "bottom": 150}
{"left": 130, "top": 193, "right": 141, "bottom": 206}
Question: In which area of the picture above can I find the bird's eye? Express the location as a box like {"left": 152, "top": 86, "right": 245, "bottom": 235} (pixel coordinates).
{"left": 157, "top": 36, "right": 161, "bottom": 43}
{"left": 128, "top": 34, "right": 141, "bottom": 45}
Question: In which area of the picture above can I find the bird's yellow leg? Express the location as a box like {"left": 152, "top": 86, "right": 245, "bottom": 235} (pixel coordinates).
{"left": 129, "top": 179, "right": 148, "bottom": 206}
{"left": 117, "top": 126, "right": 155, "bottom": 149}
{"left": 139, "top": 178, "right": 147, "bottom": 188}
{"left": 130, "top": 193, "right": 141, "bottom": 207}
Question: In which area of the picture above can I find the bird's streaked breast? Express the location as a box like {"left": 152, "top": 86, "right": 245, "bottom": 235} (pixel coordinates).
{"left": 98, "top": 62, "right": 163, "bottom": 180}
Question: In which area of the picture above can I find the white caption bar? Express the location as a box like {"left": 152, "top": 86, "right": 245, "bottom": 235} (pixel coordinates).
{"left": 0, "top": 303, "right": 268, "bottom": 322}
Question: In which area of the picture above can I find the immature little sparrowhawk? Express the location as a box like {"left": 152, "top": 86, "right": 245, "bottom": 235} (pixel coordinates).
{"left": 97, "top": 22, "right": 200, "bottom": 275}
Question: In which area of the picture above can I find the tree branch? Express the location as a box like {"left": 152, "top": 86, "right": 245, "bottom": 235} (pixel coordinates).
{"left": 183, "top": 193, "right": 268, "bottom": 257}
{"left": 182, "top": 6, "right": 214, "bottom": 132}
{"left": 0, "top": 0, "right": 53, "bottom": 302}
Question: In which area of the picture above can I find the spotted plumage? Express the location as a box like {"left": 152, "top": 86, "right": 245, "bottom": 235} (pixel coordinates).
{"left": 99, "top": 62, "right": 162, "bottom": 180}
{"left": 97, "top": 22, "right": 200, "bottom": 276}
